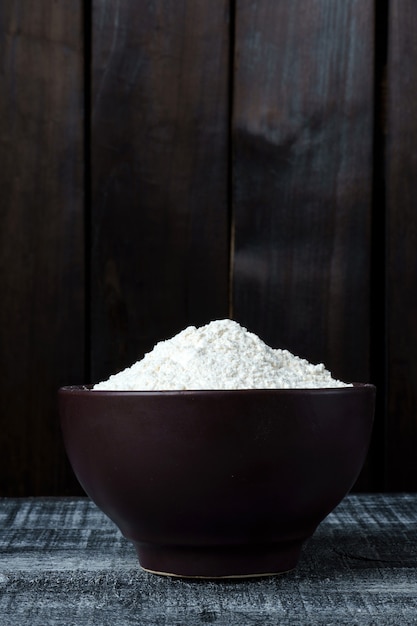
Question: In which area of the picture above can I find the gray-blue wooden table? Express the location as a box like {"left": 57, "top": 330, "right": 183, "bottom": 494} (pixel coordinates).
{"left": 1, "top": 494, "right": 416, "bottom": 625}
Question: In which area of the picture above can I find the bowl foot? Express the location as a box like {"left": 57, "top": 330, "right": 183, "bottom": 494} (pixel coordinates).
{"left": 133, "top": 540, "right": 303, "bottom": 579}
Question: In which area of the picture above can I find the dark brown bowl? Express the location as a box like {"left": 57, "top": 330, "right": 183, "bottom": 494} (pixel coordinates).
{"left": 58, "top": 384, "right": 375, "bottom": 578}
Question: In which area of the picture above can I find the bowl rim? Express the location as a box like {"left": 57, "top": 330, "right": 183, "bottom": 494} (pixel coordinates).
{"left": 59, "top": 383, "right": 376, "bottom": 396}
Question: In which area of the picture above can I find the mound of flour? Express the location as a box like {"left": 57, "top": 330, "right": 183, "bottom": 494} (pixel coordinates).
{"left": 93, "top": 319, "right": 350, "bottom": 390}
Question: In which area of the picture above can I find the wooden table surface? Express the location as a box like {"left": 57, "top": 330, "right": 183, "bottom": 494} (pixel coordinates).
{"left": 1, "top": 494, "right": 416, "bottom": 625}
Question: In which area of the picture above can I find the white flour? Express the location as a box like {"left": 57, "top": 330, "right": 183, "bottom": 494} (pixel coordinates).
{"left": 93, "top": 319, "right": 350, "bottom": 390}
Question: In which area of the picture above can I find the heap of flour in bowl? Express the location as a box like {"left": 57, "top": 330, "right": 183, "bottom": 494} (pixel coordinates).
{"left": 93, "top": 319, "right": 351, "bottom": 390}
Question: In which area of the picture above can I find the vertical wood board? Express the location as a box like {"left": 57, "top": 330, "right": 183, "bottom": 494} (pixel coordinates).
{"left": 0, "top": 0, "right": 85, "bottom": 495}
{"left": 385, "top": 0, "right": 417, "bottom": 489}
{"left": 90, "top": 0, "right": 230, "bottom": 383}
{"left": 232, "top": 0, "right": 374, "bottom": 387}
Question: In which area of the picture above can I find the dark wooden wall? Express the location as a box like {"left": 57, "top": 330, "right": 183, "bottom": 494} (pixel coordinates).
{"left": 1, "top": 0, "right": 416, "bottom": 496}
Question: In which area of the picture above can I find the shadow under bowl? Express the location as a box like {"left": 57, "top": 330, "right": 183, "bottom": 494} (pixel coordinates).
{"left": 58, "top": 384, "right": 375, "bottom": 578}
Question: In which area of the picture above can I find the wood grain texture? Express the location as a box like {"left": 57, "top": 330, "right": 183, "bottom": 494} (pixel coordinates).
{"left": 232, "top": 0, "right": 374, "bottom": 387}
{"left": 1, "top": 495, "right": 417, "bottom": 624}
{"left": 0, "top": 1, "right": 415, "bottom": 496}
{"left": 90, "top": 0, "right": 230, "bottom": 383}
{"left": 0, "top": 1, "right": 85, "bottom": 495}
{"left": 385, "top": 0, "right": 417, "bottom": 490}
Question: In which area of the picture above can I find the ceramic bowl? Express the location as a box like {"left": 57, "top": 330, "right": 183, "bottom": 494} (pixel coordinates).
{"left": 58, "top": 384, "right": 375, "bottom": 578}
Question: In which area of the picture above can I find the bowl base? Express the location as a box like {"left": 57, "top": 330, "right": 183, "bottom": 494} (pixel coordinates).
{"left": 133, "top": 540, "right": 303, "bottom": 579}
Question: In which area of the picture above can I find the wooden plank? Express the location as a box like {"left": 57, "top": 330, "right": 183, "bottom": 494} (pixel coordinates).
{"left": 0, "top": 1, "right": 85, "bottom": 495}
{"left": 232, "top": 0, "right": 374, "bottom": 388}
{"left": 2, "top": 495, "right": 417, "bottom": 623}
{"left": 385, "top": 0, "right": 417, "bottom": 489}
{"left": 90, "top": 0, "right": 230, "bottom": 383}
